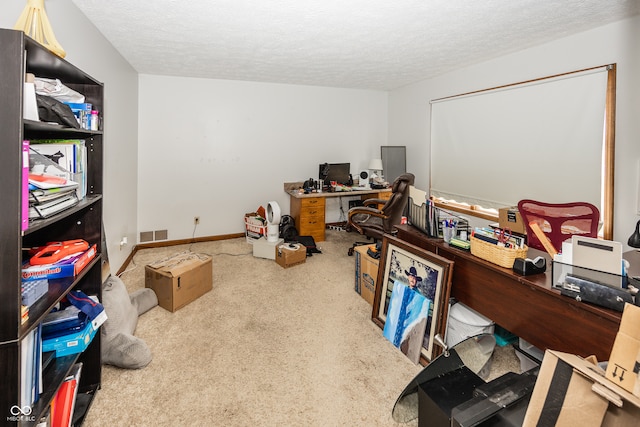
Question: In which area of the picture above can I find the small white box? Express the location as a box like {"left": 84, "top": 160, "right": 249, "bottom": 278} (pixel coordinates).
{"left": 252, "top": 237, "right": 283, "bottom": 260}
{"left": 23, "top": 82, "right": 39, "bottom": 121}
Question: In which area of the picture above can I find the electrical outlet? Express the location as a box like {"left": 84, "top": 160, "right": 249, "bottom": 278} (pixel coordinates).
{"left": 194, "top": 216, "right": 200, "bottom": 225}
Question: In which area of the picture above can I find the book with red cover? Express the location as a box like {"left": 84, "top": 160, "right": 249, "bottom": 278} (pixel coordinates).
{"left": 51, "top": 363, "right": 81, "bottom": 427}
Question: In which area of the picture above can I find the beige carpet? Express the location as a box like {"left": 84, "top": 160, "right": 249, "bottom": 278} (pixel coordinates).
{"left": 83, "top": 230, "right": 520, "bottom": 426}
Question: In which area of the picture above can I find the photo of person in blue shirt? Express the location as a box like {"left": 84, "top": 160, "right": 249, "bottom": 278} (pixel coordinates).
{"left": 383, "top": 268, "right": 430, "bottom": 364}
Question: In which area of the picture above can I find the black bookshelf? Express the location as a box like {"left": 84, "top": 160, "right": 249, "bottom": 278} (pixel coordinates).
{"left": 0, "top": 29, "right": 104, "bottom": 426}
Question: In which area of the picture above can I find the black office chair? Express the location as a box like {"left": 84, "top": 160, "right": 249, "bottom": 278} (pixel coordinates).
{"left": 347, "top": 173, "right": 415, "bottom": 246}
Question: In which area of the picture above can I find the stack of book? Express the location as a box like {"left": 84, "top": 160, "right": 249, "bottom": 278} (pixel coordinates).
{"left": 28, "top": 183, "right": 79, "bottom": 220}
{"left": 28, "top": 143, "right": 83, "bottom": 220}
{"left": 30, "top": 140, "right": 87, "bottom": 199}
{"left": 20, "top": 324, "right": 43, "bottom": 411}
{"left": 21, "top": 278, "right": 49, "bottom": 323}
{"left": 29, "top": 179, "right": 80, "bottom": 220}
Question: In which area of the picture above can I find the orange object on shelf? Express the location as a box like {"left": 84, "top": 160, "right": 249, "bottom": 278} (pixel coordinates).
{"left": 528, "top": 221, "right": 558, "bottom": 257}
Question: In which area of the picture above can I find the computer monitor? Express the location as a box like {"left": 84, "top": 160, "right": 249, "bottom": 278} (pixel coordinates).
{"left": 318, "top": 163, "right": 351, "bottom": 185}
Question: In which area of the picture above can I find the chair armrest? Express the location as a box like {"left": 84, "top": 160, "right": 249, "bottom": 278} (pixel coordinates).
{"left": 363, "top": 198, "right": 387, "bottom": 207}
{"left": 347, "top": 206, "right": 389, "bottom": 220}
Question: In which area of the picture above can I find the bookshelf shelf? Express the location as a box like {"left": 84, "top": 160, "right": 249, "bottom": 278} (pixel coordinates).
{"left": 0, "top": 29, "right": 104, "bottom": 426}
{"left": 23, "top": 119, "right": 103, "bottom": 139}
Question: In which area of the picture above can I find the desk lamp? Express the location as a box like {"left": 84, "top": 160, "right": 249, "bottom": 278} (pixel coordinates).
{"left": 368, "top": 158, "right": 384, "bottom": 185}
{"left": 628, "top": 220, "right": 640, "bottom": 248}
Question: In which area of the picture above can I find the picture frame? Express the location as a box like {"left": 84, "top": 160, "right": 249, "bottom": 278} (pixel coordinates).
{"left": 372, "top": 234, "right": 454, "bottom": 363}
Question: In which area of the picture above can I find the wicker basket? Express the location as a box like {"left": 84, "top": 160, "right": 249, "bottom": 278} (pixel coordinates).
{"left": 470, "top": 235, "right": 528, "bottom": 268}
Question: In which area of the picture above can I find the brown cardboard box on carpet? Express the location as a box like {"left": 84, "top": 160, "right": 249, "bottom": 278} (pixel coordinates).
{"left": 523, "top": 350, "right": 640, "bottom": 427}
{"left": 145, "top": 252, "right": 212, "bottom": 312}
{"left": 276, "top": 243, "right": 306, "bottom": 268}
{"left": 354, "top": 244, "right": 379, "bottom": 306}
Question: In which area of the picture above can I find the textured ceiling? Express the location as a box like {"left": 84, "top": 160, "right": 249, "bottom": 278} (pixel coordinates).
{"left": 71, "top": 0, "right": 640, "bottom": 90}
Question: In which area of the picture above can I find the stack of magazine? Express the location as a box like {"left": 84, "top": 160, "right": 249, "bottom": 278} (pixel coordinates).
{"left": 28, "top": 145, "right": 81, "bottom": 220}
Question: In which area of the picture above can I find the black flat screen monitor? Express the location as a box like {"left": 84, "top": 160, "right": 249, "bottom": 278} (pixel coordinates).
{"left": 319, "top": 163, "right": 351, "bottom": 186}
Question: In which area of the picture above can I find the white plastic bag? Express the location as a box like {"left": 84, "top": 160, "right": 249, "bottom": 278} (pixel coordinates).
{"left": 34, "top": 77, "right": 85, "bottom": 103}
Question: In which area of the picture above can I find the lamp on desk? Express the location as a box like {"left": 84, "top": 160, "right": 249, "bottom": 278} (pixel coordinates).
{"left": 368, "top": 158, "right": 384, "bottom": 185}
{"left": 628, "top": 220, "right": 640, "bottom": 248}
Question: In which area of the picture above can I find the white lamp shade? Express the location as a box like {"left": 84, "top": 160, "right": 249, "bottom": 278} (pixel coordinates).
{"left": 368, "top": 158, "right": 383, "bottom": 171}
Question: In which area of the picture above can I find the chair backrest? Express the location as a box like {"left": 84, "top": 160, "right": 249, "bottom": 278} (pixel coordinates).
{"left": 517, "top": 199, "right": 600, "bottom": 253}
{"left": 381, "top": 173, "right": 415, "bottom": 232}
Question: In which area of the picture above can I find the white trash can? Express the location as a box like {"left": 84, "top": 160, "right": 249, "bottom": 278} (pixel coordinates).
{"left": 446, "top": 302, "right": 495, "bottom": 348}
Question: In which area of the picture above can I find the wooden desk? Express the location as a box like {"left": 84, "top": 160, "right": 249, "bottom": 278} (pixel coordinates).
{"left": 286, "top": 185, "right": 391, "bottom": 242}
{"left": 394, "top": 224, "right": 625, "bottom": 361}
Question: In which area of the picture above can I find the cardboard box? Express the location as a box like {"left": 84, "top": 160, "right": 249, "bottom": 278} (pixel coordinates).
{"left": 523, "top": 350, "right": 640, "bottom": 427}
{"left": 145, "top": 252, "right": 212, "bottom": 312}
{"left": 499, "top": 206, "right": 526, "bottom": 235}
{"left": 275, "top": 243, "right": 306, "bottom": 268}
{"left": 606, "top": 303, "right": 640, "bottom": 396}
{"left": 245, "top": 212, "right": 267, "bottom": 243}
{"left": 252, "top": 237, "right": 283, "bottom": 260}
{"left": 354, "top": 244, "right": 379, "bottom": 306}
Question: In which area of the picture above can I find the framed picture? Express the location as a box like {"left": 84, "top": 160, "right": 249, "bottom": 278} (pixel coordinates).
{"left": 372, "top": 234, "right": 454, "bottom": 363}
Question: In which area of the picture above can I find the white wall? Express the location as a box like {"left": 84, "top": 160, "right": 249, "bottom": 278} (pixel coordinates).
{"left": 137, "top": 75, "right": 388, "bottom": 239}
{"left": 0, "top": 0, "right": 139, "bottom": 270}
{"left": 4, "top": 0, "right": 638, "bottom": 259}
{"left": 389, "top": 15, "right": 640, "bottom": 249}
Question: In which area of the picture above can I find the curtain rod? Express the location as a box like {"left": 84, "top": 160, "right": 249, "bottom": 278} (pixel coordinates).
{"left": 430, "top": 64, "right": 613, "bottom": 104}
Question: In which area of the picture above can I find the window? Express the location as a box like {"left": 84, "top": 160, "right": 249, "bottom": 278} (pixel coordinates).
{"left": 429, "top": 65, "right": 616, "bottom": 238}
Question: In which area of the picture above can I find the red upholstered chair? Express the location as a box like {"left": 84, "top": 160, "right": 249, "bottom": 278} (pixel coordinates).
{"left": 517, "top": 199, "right": 600, "bottom": 253}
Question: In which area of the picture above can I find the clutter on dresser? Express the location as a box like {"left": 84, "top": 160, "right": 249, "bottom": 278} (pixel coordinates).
{"left": 469, "top": 227, "right": 528, "bottom": 269}
{"left": 406, "top": 187, "right": 470, "bottom": 241}
{"left": 552, "top": 235, "right": 639, "bottom": 311}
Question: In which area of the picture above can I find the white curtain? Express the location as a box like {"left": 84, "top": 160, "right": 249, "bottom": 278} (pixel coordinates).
{"left": 430, "top": 67, "right": 608, "bottom": 210}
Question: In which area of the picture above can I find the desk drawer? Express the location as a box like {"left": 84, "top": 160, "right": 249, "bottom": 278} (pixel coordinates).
{"left": 299, "top": 218, "right": 324, "bottom": 233}
{"left": 300, "top": 197, "right": 325, "bottom": 209}
{"left": 299, "top": 220, "right": 325, "bottom": 242}
{"left": 299, "top": 207, "right": 324, "bottom": 220}
{"left": 289, "top": 196, "right": 326, "bottom": 241}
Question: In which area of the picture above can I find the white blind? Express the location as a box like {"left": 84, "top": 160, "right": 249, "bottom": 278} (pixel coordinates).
{"left": 430, "top": 68, "right": 608, "bottom": 210}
